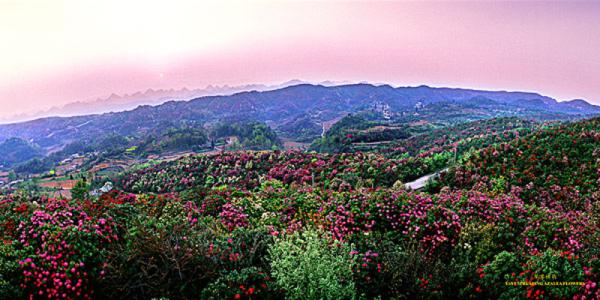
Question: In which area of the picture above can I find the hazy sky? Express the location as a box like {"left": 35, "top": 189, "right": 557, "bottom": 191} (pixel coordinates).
{"left": 1, "top": 0, "right": 600, "bottom": 119}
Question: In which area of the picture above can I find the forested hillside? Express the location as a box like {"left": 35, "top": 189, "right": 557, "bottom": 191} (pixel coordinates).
{"left": 0, "top": 138, "right": 41, "bottom": 167}
{"left": 11, "top": 121, "right": 281, "bottom": 175}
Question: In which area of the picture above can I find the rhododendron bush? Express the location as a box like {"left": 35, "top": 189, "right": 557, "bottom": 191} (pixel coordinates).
{"left": 0, "top": 117, "right": 597, "bottom": 299}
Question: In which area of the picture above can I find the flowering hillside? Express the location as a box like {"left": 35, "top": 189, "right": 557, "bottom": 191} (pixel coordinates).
{"left": 118, "top": 151, "right": 449, "bottom": 194}
{"left": 439, "top": 116, "right": 600, "bottom": 210}
{"left": 0, "top": 117, "right": 598, "bottom": 299}
{"left": 383, "top": 117, "right": 537, "bottom": 157}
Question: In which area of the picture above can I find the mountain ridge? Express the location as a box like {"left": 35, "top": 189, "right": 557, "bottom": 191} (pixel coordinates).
{"left": 3, "top": 83, "right": 598, "bottom": 126}
{"left": 5, "top": 82, "right": 597, "bottom": 126}
{"left": 0, "top": 80, "right": 329, "bottom": 124}
{"left": 0, "top": 83, "right": 598, "bottom": 157}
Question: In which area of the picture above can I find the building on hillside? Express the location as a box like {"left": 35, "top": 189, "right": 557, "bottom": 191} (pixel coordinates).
{"left": 372, "top": 101, "right": 393, "bottom": 120}
{"left": 90, "top": 181, "right": 114, "bottom": 197}
{"left": 415, "top": 101, "right": 425, "bottom": 110}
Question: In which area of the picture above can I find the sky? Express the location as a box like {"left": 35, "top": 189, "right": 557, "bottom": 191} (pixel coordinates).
{"left": 1, "top": 0, "right": 600, "bottom": 120}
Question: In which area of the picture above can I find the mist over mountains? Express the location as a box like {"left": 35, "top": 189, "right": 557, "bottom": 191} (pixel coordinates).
{"left": 0, "top": 80, "right": 318, "bottom": 124}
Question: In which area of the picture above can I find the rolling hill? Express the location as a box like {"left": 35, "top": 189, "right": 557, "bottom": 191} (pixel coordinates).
{"left": 0, "top": 137, "right": 42, "bottom": 167}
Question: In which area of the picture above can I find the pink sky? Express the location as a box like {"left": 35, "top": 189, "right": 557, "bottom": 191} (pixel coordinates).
{"left": 1, "top": 0, "right": 600, "bottom": 120}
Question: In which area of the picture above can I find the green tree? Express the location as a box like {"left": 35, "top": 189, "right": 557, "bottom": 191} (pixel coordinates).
{"left": 268, "top": 228, "right": 357, "bottom": 300}
{"left": 7, "top": 171, "right": 16, "bottom": 182}
{"left": 71, "top": 179, "right": 89, "bottom": 201}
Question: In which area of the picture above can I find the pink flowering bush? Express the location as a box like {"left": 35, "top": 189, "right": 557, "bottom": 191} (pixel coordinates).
{"left": 521, "top": 209, "right": 597, "bottom": 256}
{"left": 219, "top": 203, "right": 250, "bottom": 231}
{"left": 15, "top": 199, "right": 117, "bottom": 299}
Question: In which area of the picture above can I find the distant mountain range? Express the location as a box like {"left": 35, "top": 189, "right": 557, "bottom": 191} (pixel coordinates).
{"left": 0, "top": 83, "right": 598, "bottom": 162}
{"left": 0, "top": 79, "right": 328, "bottom": 124}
